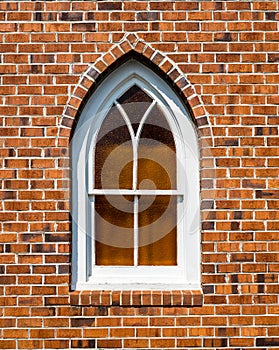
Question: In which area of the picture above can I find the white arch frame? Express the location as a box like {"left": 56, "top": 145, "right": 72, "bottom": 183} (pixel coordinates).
{"left": 71, "top": 60, "right": 200, "bottom": 290}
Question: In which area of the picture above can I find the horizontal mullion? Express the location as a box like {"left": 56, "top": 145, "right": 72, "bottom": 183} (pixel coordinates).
{"left": 88, "top": 189, "right": 182, "bottom": 196}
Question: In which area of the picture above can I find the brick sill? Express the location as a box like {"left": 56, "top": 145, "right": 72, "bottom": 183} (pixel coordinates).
{"left": 69, "top": 290, "right": 203, "bottom": 307}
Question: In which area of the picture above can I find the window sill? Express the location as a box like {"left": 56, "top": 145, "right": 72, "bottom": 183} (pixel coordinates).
{"left": 69, "top": 290, "right": 203, "bottom": 307}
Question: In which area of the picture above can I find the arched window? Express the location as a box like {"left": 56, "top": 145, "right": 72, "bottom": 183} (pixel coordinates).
{"left": 71, "top": 60, "right": 200, "bottom": 290}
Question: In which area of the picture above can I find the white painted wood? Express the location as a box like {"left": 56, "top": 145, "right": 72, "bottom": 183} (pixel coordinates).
{"left": 134, "top": 195, "right": 139, "bottom": 267}
{"left": 88, "top": 190, "right": 183, "bottom": 196}
{"left": 71, "top": 60, "right": 200, "bottom": 290}
{"left": 135, "top": 100, "right": 156, "bottom": 141}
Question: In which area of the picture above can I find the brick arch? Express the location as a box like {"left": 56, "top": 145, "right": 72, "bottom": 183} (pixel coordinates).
{"left": 59, "top": 33, "right": 212, "bottom": 143}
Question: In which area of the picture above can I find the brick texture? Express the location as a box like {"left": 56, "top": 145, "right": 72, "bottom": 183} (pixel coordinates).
{"left": 0, "top": 1, "right": 279, "bottom": 349}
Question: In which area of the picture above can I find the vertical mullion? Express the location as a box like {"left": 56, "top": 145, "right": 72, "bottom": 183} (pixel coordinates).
{"left": 132, "top": 134, "right": 137, "bottom": 191}
{"left": 116, "top": 100, "right": 139, "bottom": 266}
{"left": 177, "top": 194, "right": 183, "bottom": 267}
{"left": 134, "top": 195, "right": 138, "bottom": 267}
{"left": 89, "top": 195, "right": 95, "bottom": 277}
{"left": 132, "top": 114, "right": 138, "bottom": 267}
{"left": 133, "top": 146, "right": 138, "bottom": 266}
{"left": 133, "top": 101, "right": 155, "bottom": 267}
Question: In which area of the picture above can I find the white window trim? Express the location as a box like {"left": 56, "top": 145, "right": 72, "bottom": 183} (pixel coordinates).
{"left": 71, "top": 60, "right": 200, "bottom": 290}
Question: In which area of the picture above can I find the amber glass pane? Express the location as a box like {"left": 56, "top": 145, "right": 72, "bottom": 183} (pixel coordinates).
{"left": 95, "top": 104, "right": 133, "bottom": 189}
{"left": 95, "top": 195, "right": 134, "bottom": 265}
{"left": 117, "top": 85, "right": 153, "bottom": 133}
{"left": 138, "top": 196, "right": 177, "bottom": 265}
{"left": 138, "top": 105, "right": 176, "bottom": 190}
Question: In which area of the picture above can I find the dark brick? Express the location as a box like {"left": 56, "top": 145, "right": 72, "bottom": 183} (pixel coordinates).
{"left": 215, "top": 32, "right": 232, "bottom": 42}
{"left": 168, "top": 68, "right": 180, "bottom": 82}
{"left": 71, "top": 339, "right": 96, "bottom": 348}
{"left": 0, "top": 191, "right": 16, "bottom": 200}
{"left": 265, "top": 12, "right": 276, "bottom": 20}
{"left": 58, "top": 265, "right": 70, "bottom": 274}
{"left": 72, "top": 23, "right": 95, "bottom": 32}
{"left": 224, "top": 139, "right": 239, "bottom": 146}
{"left": 201, "top": 200, "right": 214, "bottom": 210}
{"left": 215, "top": 2, "right": 224, "bottom": 10}
{"left": 202, "top": 222, "right": 215, "bottom": 230}
{"left": 152, "top": 52, "right": 164, "bottom": 65}
{"left": 87, "top": 67, "right": 100, "bottom": 80}
{"left": 98, "top": 2, "right": 122, "bottom": 11}
{"left": 257, "top": 274, "right": 265, "bottom": 283}
{"left": 232, "top": 285, "right": 238, "bottom": 294}
{"left": 231, "top": 274, "right": 239, "bottom": 283}
{"left": 197, "top": 116, "right": 209, "bottom": 126}
{"left": 231, "top": 222, "right": 240, "bottom": 231}
{"left": 203, "top": 285, "right": 214, "bottom": 294}
{"left": 35, "top": 12, "right": 42, "bottom": 21}
{"left": 94, "top": 306, "right": 108, "bottom": 316}
{"left": 45, "top": 234, "right": 70, "bottom": 242}
{"left": 71, "top": 318, "right": 95, "bottom": 327}
{"left": 176, "top": 77, "right": 188, "bottom": 89}
{"left": 258, "top": 284, "right": 264, "bottom": 294}
{"left": 233, "top": 211, "right": 243, "bottom": 220}
{"left": 60, "top": 12, "right": 83, "bottom": 21}
{"left": 136, "top": 12, "right": 159, "bottom": 21}
{"left": 256, "top": 338, "right": 279, "bottom": 347}
{"left": 256, "top": 190, "right": 279, "bottom": 198}
{"left": 32, "top": 244, "right": 56, "bottom": 253}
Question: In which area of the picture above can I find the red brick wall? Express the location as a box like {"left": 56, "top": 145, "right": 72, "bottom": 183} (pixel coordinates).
{"left": 1, "top": 1, "right": 279, "bottom": 349}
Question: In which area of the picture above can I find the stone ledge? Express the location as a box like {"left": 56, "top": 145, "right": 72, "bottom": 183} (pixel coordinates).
{"left": 69, "top": 290, "right": 203, "bottom": 307}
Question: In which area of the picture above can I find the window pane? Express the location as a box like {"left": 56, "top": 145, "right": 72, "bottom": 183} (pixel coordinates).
{"left": 138, "top": 195, "right": 177, "bottom": 266}
{"left": 95, "top": 195, "right": 134, "bottom": 266}
{"left": 95, "top": 104, "right": 133, "bottom": 189}
{"left": 138, "top": 105, "right": 176, "bottom": 190}
{"left": 117, "top": 85, "right": 153, "bottom": 134}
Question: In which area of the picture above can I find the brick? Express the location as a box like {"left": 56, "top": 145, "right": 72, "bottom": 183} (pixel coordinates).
{"left": 18, "top": 339, "right": 44, "bottom": 349}
{"left": 0, "top": 2, "right": 278, "bottom": 347}
{"left": 98, "top": 2, "right": 122, "bottom": 11}
{"left": 136, "top": 12, "right": 159, "bottom": 21}
{"left": 177, "top": 338, "right": 202, "bottom": 347}
{"left": 124, "top": 339, "right": 149, "bottom": 348}
{"left": 97, "top": 339, "right": 122, "bottom": 348}
{"left": 0, "top": 340, "right": 16, "bottom": 349}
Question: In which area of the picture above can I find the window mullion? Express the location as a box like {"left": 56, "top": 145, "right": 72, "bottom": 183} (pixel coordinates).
{"left": 134, "top": 195, "right": 138, "bottom": 267}
{"left": 89, "top": 196, "right": 95, "bottom": 276}
{"left": 132, "top": 130, "right": 137, "bottom": 191}
{"left": 115, "top": 101, "right": 135, "bottom": 140}
{"left": 88, "top": 190, "right": 182, "bottom": 196}
{"left": 135, "top": 100, "right": 156, "bottom": 141}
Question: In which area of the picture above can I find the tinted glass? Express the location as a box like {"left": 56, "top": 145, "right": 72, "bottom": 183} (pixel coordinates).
{"left": 117, "top": 85, "right": 153, "bottom": 134}
{"left": 138, "top": 195, "right": 177, "bottom": 265}
{"left": 138, "top": 104, "right": 176, "bottom": 190}
{"left": 95, "top": 195, "right": 134, "bottom": 265}
{"left": 95, "top": 104, "right": 133, "bottom": 189}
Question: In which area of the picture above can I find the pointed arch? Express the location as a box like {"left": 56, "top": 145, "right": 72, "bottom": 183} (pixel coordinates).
{"left": 59, "top": 33, "right": 211, "bottom": 144}
{"left": 71, "top": 57, "right": 202, "bottom": 290}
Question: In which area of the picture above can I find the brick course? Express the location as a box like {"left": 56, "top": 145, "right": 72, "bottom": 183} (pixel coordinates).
{"left": 0, "top": 1, "right": 279, "bottom": 349}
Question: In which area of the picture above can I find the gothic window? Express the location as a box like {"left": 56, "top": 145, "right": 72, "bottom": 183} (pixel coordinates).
{"left": 71, "top": 60, "right": 200, "bottom": 290}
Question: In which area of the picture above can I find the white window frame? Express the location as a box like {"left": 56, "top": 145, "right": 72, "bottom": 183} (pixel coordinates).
{"left": 71, "top": 60, "right": 200, "bottom": 290}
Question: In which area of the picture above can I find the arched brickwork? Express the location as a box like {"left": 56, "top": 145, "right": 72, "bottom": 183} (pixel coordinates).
{"left": 59, "top": 33, "right": 212, "bottom": 144}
